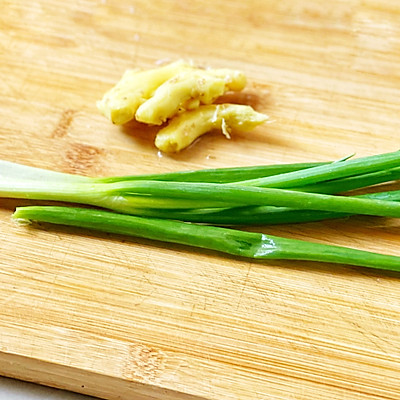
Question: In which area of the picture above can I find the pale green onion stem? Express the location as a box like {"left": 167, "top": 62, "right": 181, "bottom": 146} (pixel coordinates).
{"left": 2, "top": 176, "right": 400, "bottom": 219}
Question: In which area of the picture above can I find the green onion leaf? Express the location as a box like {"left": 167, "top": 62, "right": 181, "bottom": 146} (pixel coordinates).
{"left": 12, "top": 206, "right": 400, "bottom": 271}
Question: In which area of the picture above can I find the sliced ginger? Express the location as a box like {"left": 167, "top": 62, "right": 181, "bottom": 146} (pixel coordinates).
{"left": 155, "top": 104, "right": 268, "bottom": 153}
{"left": 135, "top": 69, "right": 246, "bottom": 125}
{"left": 97, "top": 60, "right": 193, "bottom": 125}
{"left": 97, "top": 60, "right": 267, "bottom": 152}
{"left": 97, "top": 60, "right": 246, "bottom": 125}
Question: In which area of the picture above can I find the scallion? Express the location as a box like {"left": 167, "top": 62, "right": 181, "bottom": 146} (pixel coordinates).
{"left": 2, "top": 152, "right": 400, "bottom": 271}
{"left": 12, "top": 206, "right": 400, "bottom": 271}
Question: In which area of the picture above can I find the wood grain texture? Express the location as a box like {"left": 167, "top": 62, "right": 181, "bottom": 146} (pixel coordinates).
{"left": 0, "top": 1, "right": 400, "bottom": 399}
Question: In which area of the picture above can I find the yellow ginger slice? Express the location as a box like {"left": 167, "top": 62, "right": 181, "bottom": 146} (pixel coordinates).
{"left": 97, "top": 60, "right": 247, "bottom": 126}
{"left": 155, "top": 104, "right": 268, "bottom": 153}
{"left": 135, "top": 68, "right": 246, "bottom": 125}
{"left": 135, "top": 70, "right": 224, "bottom": 125}
{"left": 96, "top": 59, "right": 193, "bottom": 125}
{"left": 207, "top": 68, "right": 247, "bottom": 91}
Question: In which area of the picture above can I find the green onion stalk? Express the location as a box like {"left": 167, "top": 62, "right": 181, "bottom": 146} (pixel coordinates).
{"left": 13, "top": 206, "right": 400, "bottom": 272}
{"left": 124, "top": 189, "right": 400, "bottom": 225}
{"left": 1, "top": 151, "right": 400, "bottom": 271}
{"left": 2, "top": 160, "right": 400, "bottom": 218}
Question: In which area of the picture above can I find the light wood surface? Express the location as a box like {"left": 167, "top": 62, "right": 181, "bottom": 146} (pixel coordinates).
{"left": 1, "top": 1, "right": 400, "bottom": 399}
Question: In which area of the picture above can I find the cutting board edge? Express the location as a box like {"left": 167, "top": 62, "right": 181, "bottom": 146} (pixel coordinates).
{"left": 0, "top": 351, "right": 206, "bottom": 400}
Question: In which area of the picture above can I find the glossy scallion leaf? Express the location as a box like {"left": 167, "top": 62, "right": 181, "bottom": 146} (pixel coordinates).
{"left": 12, "top": 206, "right": 400, "bottom": 271}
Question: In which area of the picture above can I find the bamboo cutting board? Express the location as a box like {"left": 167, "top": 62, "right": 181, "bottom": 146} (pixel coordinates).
{"left": 1, "top": 1, "right": 400, "bottom": 399}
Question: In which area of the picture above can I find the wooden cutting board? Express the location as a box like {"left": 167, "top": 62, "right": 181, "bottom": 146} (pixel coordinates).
{"left": 1, "top": 1, "right": 399, "bottom": 399}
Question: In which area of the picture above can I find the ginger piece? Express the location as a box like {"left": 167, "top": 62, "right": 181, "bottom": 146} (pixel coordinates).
{"left": 97, "top": 60, "right": 246, "bottom": 126}
{"left": 96, "top": 59, "right": 193, "bottom": 125}
{"left": 206, "top": 68, "right": 247, "bottom": 91}
{"left": 97, "top": 60, "right": 266, "bottom": 153}
{"left": 136, "top": 68, "right": 246, "bottom": 125}
{"left": 155, "top": 104, "right": 268, "bottom": 153}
